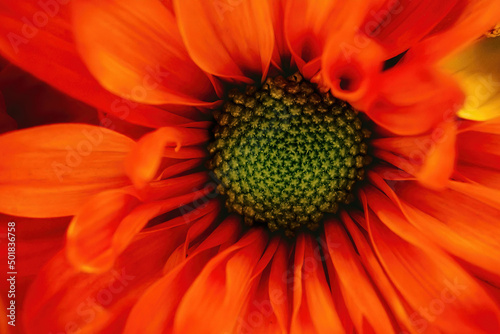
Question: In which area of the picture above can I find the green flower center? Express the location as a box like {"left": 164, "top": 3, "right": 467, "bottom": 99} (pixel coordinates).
{"left": 208, "top": 74, "right": 371, "bottom": 235}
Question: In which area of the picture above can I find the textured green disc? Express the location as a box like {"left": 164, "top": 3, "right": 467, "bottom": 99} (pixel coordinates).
{"left": 208, "top": 73, "right": 371, "bottom": 235}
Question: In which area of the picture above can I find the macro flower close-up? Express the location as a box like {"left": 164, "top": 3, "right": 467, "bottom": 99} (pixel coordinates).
{"left": 1, "top": 0, "right": 500, "bottom": 333}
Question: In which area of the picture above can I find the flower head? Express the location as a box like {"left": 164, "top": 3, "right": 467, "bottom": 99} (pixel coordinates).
{"left": 1, "top": 0, "right": 500, "bottom": 333}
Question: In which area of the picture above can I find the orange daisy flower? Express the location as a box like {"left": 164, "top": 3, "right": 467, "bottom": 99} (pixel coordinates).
{"left": 1, "top": 0, "right": 500, "bottom": 333}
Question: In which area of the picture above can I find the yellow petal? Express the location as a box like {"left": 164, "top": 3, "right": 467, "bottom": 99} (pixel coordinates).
{"left": 444, "top": 36, "right": 500, "bottom": 121}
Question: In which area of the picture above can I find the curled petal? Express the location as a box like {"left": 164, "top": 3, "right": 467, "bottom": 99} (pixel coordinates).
{"left": 125, "top": 126, "right": 210, "bottom": 188}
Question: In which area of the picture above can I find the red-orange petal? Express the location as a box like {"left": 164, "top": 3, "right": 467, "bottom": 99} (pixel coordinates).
{"left": 371, "top": 174, "right": 500, "bottom": 286}
{"left": 342, "top": 212, "right": 423, "bottom": 334}
{"left": 364, "top": 187, "right": 500, "bottom": 333}
{"left": 0, "top": 1, "right": 194, "bottom": 128}
{"left": 455, "top": 164, "right": 500, "bottom": 189}
{"left": 285, "top": 0, "right": 342, "bottom": 78}
{"left": 290, "top": 234, "right": 344, "bottom": 334}
{"left": 366, "top": 0, "right": 460, "bottom": 58}
{"left": 270, "top": 0, "right": 290, "bottom": 68}
{"left": 267, "top": 241, "right": 291, "bottom": 334}
{"left": 67, "top": 184, "right": 212, "bottom": 273}
{"left": 323, "top": 39, "right": 387, "bottom": 107}
{"left": 123, "top": 215, "right": 238, "bottom": 334}
{"left": 229, "top": 237, "right": 281, "bottom": 333}
{"left": 457, "top": 130, "right": 500, "bottom": 171}
{"left": 174, "top": 0, "right": 274, "bottom": 82}
{"left": 364, "top": 64, "right": 464, "bottom": 135}
{"left": 173, "top": 229, "right": 268, "bottom": 333}
{"left": 287, "top": 0, "right": 388, "bottom": 80}
{"left": 72, "top": 0, "right": 217, "bottom": 106}
{"left": 372, "top": 121, "right": 457, "bottom": 188}
{"left": 416, "top": 121, "right": 457, "bottom": 190}
{"left": 324, "top": 220, "right": 394, "bottom": 333}
{"left": 0, "top": 215, "right": 68, "bottom": 334}
{"left": 409, "top": 0, "right": 500, "bottom": 62}
{"left": 124, "top": 126, "right": 210, "bottom": 188}
{"left": 0, "top": 124, "right": 134, "bottom": 217}
{"left": 24, "top": 223, "right": 190, "bottom": 334}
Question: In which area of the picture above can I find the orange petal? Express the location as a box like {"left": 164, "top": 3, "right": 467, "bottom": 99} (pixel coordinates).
{"left": 0, "top": 124, "right": 134, "bottom": 217}
{"left": 366, "top": 0, "right": 460, "bottom": 58}
{"left": 409, "top": 0, "right": 500, "bottom": 62}
{"left": 365, "top": 65, "right": 464, "bottom": 135}
{"left": 125, "top": 126, "right": 210, "bottom": 188}
{"left": 289, "top": 235, "right": 315, "bottom": 334}
{"left": 0, "top": 215, "right": 68, "bottom": 334}
{"left": 416, "top": 121, "right": 457, "bottom": 190}
{"left": 67, "top": 185, "right": 213, "bottom": 273}
{"left": 324, "top": 220, "right": 395, "bottom": 333}
{"left": 342, "top": 212, "right": 423, "bottom": 334}
{"left": 161, "top": 203, "right": 232, "bottom": 276}
{"left": 267, "top": 241, "right": 291, "bottom": 334}
{"left": 0, "top": 1, "right": 193, "bottom": 128}
{"left": 455, "top": 163, "right": 500, "bottom": 189}
{"left": 448, "top": 181, "right": 500, "bottom": 218}
{"left": 284, "top": 0, "right": 329, "bottom": 74}
{"left": 251, "top": 237, "right": 281, "bottom": 280}
{"left": 458, "top": 130, "right": 500, "bottom": 171}
{"left": 232, "top": 238, "right": 282, "bottom": 334}
{"left": 157, "top": 159, "right": 204, "bottom": 180}
{"left": 318, "top": 0, "right": 393, "bottom": 105}
{"left": 321, "top": 244, "right": 355, "bottom": 333}
{"left": 173, "top": 229, "right": 268, "bottom": 333}
{"left": 124, "top": 217, "right": 241, "bottom": 334}
{"left": 323, "top": 39, "right": 387, "bottom": 107}
{"left": 188, "top": 215, "right": 242, "bottom": 256}
{"left": 373, "top": 121, "right": 457, "bottom": 189}
{"left": 139, "top": 172, "right": 210, "bottom": 201}
{"left": 66, "top": 189, "right": 139, "bottom": 272}
{"left": 364, "top": 187, "right": 500, "bottom": 333}
{"left": 174, "top": 0, "right": 274, "bottom": 82}
{"left": 72, "top": 0, "right": 217, "bottom": 105}
{"left": 24, "top": 223, "right": 189, "bottom": 334}
{"left": 161, "top": 0, "right": 174, "bottom": 12}
{"left": 270, "top": 0, "right": 290, "bottom": 68}
{"left": 236, "top": 277, "right": 283, "bottom": 334}
{"left": 285, "top": 0, "right": 377, "bottom": 78}
{"left": 174, "top": 200, "right": 222, "bottom": 266}
{"left": 372, "top": 174, "right": 500, "bottom": 286}
{"left": 290, "top": 234, "right": 343, "bottom": 334}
